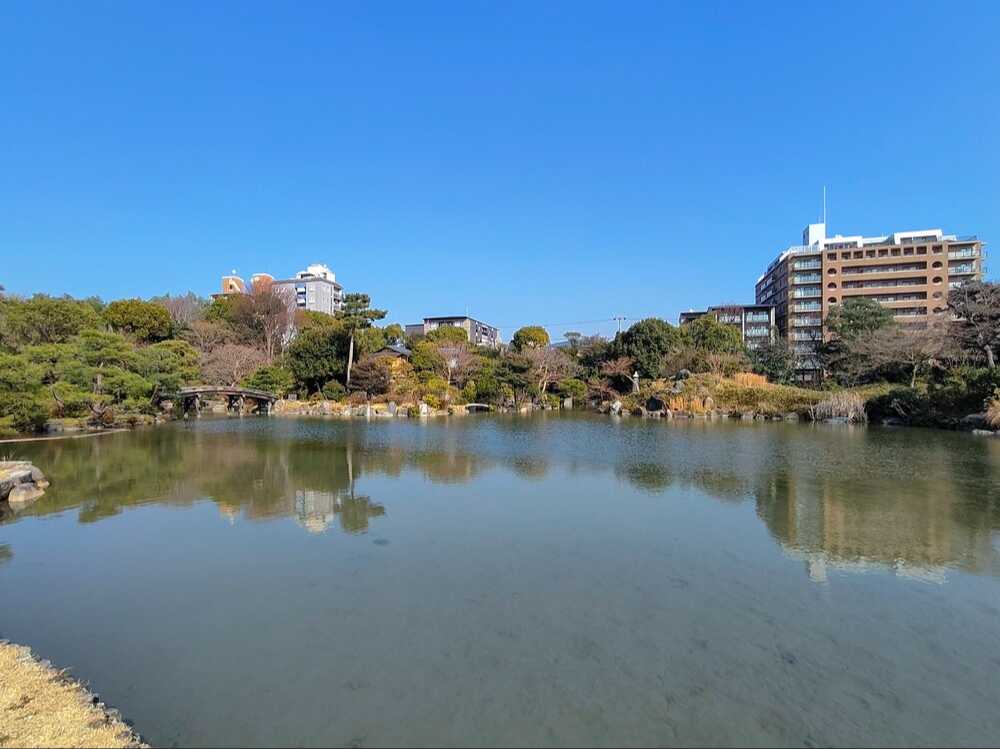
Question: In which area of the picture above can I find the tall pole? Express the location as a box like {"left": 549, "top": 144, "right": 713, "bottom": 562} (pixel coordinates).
{"left": 613, "top": 316, "right": 626, "bottom": 334}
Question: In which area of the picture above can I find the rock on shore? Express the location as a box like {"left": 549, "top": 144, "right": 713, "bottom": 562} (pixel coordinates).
{"left": 0, "top": 461, "right": 49, "bottom": 507}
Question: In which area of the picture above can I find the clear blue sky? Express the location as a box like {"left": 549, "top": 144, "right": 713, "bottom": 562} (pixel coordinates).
{"left": 2, "top": 1, "right": 997, "bottom": 339}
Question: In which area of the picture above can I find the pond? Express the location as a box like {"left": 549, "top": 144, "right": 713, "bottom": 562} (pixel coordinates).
{"left": 2, "top": 414, "right": 1000, "bottom": 747}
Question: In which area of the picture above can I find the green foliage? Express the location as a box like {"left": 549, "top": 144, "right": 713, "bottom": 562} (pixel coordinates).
{"left": 684, "top": 315, "right": 743, "bottom": 354}
{"left": 134, "top": 340, "right": 201, "bottom": 392}
{"left": 321, "top": 379, "right": 347, "bottom": 400}
{"left": 102, "top": 298, "right": 173, "bottom": 342}
{"left": 825, "top": 298, "right": 895, "bottom": 341}
{"left": 610, "top": 318, "right": 681, "bottom": 379}
{"left": 285, "top": 326, "right": 347, "bottom": 393}
{"left": 426, "top": 326, "right": 469, "bottom": 344}
{"left": 410, "top": 341, "right": 446, "bottom": 375}
{"left": 354, "top": 326, "right": 387, "bottom": 357}
{"left": 556, "top": 377, "right": 587, "bottom": 401}
{"left": 383, "top": 323, "right": 405, "bottom": 344}
{"left": 926, "top": 366, "right": 1000, "bottom": 417}
{"left": 0, "top": 294, "right": 103, "bottom": 348}
{"left": 243, "top": 364, "right": 296, "bottom": 397}
{"left": 749, "top": 337, "right": 796, "bottom": 384}
{"left": 461, "top": 381, "right": 478, "bottom": 402}
{"left": 511, "top": 326, "right": 550, "bottom": 351}
{"left": 4, "top": 397, "right": 49, "bottom": 433}
{"left": 338, "top": 293, "right": 387, "bottom": 331}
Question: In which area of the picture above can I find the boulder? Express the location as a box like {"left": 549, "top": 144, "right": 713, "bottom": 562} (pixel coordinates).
{"left": 675, "top": 369, "right": 691, "bottom": 381}
{"left": 646, "top": 396, "right": 665, "bottom": 413}
{"left": 562, "top": 397, "right": 573, "bottom": 410}
{"left": 783, "top": 413, "right": 800, "bottom": 422}
{"left": 610, "top": 400, "right": 623, "bottom": 416}
{"left": 960, "top": 413, "right": 989, "bottom": 430}
{"left": 0, "top": 461, "right": 49, "bottom": 508}
{"left": 740, "top": 411, "right": 755, "bottom": 421}
{"left": 972, "top": 429, "right": 998, "bottom": 437}
{"left": 418, "top": 402, "right": 430, "bottom": 416}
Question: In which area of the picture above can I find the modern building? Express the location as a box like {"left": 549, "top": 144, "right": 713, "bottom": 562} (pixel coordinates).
{"left": 218, "top": 263, "right": 344, "bottom": 316}
{"left": 678, "top": 304, "right": 776, "bottom": 349}
{"left": 272, "top": 264, "right": 344, "bottom": 316}
{"left": 405, "top": 316, "right": 502, "bottom": 348}
{"left": 756, "top": 223, "right": 985, "bottom": 382}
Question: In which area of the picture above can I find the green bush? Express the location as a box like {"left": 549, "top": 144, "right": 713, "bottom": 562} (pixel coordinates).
{"left": 6, "top": 398, "right": 49, "bottom": 433}
{"left": 321, "top": 380, "right": 347, "bottom": 400}
{"left": 866, "top": 387, "right": 932, "bottom": 425}
{"left": 926, "top": 367, "right": 1000, "bottom": 417}
{"left": 243, "top": 364, "right": 296, "bottom": 397}
{"left": 556, "top": 377, "right": 587, "bottom": 401}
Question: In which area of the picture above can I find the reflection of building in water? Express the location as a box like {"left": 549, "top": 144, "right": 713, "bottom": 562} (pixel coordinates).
{"left": 755, "top": 472, "right": 1000, "bottom": 584}
{"left": 293, "top": 488, "right": 385, "bottom": 535}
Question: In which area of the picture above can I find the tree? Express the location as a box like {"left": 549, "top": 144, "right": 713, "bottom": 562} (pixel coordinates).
{"left": 438, "top": 344, "right": 478, "bottom": 397}
{"left": 338, "top": 293, "right": 387, "bottom": 386}
{"left": 243, "top": 364, "right": 296, "bottom": 397}
{"left": 182, "top": 320, "right": 231, "bottom": 353}
{"left": 749, "top": 337, "right": 796, "bottom": 384}
{"left": 524, "top": 346, "right": 578, "bottom": 396}
{"left": 825, "top": 298, "right": 894, "bottom": 341}
{"left": 685, "top": 315, "right": 743, "bottom": 354}
{"left": 511, "top": 326, "right": 550, "bottom": 351}
{"left": 248, "top": 279, "right": 295, "bottom": 362}
{"left": 384, "top": 323, "right": 405, "bottom": 344}
{"left": 103, "top": 299, "right": 173, "bottom": 342}
{"left": 410, "top": 341, "right": 446, "bottom": 375}
{"left": 285, "top": 326, "right": 347, "bottom": 393}
{"left": 153, "top": 292, "right": 205, "bottom": 328}
{"left": 347, "top": 357, "right": 392, "bottom": 397}
{"left": 948, "top": 281, "right": 1000, "bottom": 369}
{"left": 0, "top": 294, "right": 103, "bottom": 348}
{"left": 610, "top": 318, "right": 681, "bottom": 380}
{"left": 860, "top": 324, "right": 953, "bottom": 388}
{"left": 202, "top": 344, "right": 268, "bottom": 386}
{"left": 426, "top": 326, "right": 470, "bottom": 344}
{"left": 600, "top": 356, "right": 635, "bottom": 393}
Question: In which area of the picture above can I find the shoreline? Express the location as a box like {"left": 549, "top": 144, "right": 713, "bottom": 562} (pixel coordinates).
{"left": 0, "top": 640, "right": 145, "bottom": 748}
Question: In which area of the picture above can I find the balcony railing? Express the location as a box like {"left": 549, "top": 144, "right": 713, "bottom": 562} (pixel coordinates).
{"left": 792, "top": 260, "right": 822, "bottom": 271}
{"left": 949, "top": 248, "right": 978, "bottom": 259}
{"left": 949, "top": 264, "right": 976, "bottom": 275}
{"left": 745, "top": 326, "right": 770, "bottom": 337}
{"left": 793, "top": 288, "right": 822, "bottom": 298}
{"left": 745, "top": 313, "right": 770, "bottom": 322}
{"left": 792, "top": 317, "right": 822, "bottom": 327}
{"left": 792, "top": 273, "right": 822, "bottom": 284}
{"left": 793, "top": 302, "right": 821, "bottom": 312}
{"left": 790, "top": 332, "right": 819, "bottom": 341}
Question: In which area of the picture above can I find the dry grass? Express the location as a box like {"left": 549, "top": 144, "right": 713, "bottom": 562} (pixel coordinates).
{"left": 0, "top": 641, "right": 145, "bottom": 748}
{"left": 987, "top": 390, "right": 1000, "bottom": 428}
{"left": 731, "top": 372, "right": 768, "bottom": 388}
{"left": 810, "top": 391, "right": 868, "bottom": 423}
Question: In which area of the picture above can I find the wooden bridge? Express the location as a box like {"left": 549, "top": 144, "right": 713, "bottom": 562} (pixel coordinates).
{"left": 166, "top": 386, "right": 279, "bottom": 415}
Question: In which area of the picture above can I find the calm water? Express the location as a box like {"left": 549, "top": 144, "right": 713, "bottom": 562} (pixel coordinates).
{"left": 2, "top": 414, "right": 1000, "bottom": 747}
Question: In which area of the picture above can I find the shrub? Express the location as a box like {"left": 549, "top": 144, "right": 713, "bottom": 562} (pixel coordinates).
{"left": 243, "top": 364, "right": 296, "bottom": 397}
{"left": 6, "top": 398, "right": 49, "bottom": 433}
{"left": 866, "top": 387, "right": 932, "bottom": 426}
{"left": 321, "top": 380, "right": 347, "bottom": 400}
{"left": 555, "top": 377, "right": 587, "bottom": 401}
{"left": 423, "top": 393, "right": 443, "bottom": 410}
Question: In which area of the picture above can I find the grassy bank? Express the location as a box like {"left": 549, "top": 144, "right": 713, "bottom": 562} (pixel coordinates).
{"left": 0, "top": 641, "right": 145, "bottom": 748}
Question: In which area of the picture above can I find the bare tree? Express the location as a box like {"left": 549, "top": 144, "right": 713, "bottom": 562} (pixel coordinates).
{"left": 524, "top": 346, "right": 578, "bottom": 396}
{"left": 202, "top": 343, "right": 268, "bottom": 386}
{"left": 860, "top": 324, "right": 953, "bottom": 388}
{"left": 156, "top": 292, "right": 205, "bottom": 328}
{"left": 947, "top": 281, "right": 1000, "bottom": 369}
{"left": 183, "top": 320, "right": 231, "bottom": 353}
{"left": 438, "top": 344, "right": 478, "bottom": 392}
{"left": 249, "top": 279, "right": 295, "bottom": 362}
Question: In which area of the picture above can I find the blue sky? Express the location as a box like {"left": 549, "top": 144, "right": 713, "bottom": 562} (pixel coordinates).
{"left": 2, "top": 1, "right": 997, "bottom": 339}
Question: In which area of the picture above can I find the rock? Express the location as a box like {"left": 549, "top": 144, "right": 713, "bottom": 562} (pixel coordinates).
{"left": 646, "top": 396, "right": 665, "bottom": 412}
{"left": 632, "top": 406, "right": 647, "bottom": 417}
{"left": 960, "top": 413, "right": 989, "bottom": 430}
{"left": 610, "top": 400, "right": 623, "bottom": 416}
{"left": 663, "top": 408, "right": 673, "bottom": 420}
{"left": 881, "top": 417, "right": 905, "bottom": 427}
{"left": 972, "top": 429, "right": 998, "bottom": 437}
{"left": 675, "top": 369, "right": 691, "bottom": 381}
{"left": 0, "top": 461, "right": 48, "bottom": 507}
{"left": 562, "top": 397, "right": 573, "bottom": 410}
{"left": 671, "top": 380, "right": 685, "bottom": 394}
{"left": 703, "top": 396, "right": 715, "bottom": 411}
{"left": 740, "top": 411, "right": 755, "bottom": 421}
{"left": 387, "top": 401, "right": 397, "bottom": 416}
{"left": 418, "top": 402, "right": 430, "bottom": 416}
{"left": 783, "top": 413, "right": 800, "bottom": 422}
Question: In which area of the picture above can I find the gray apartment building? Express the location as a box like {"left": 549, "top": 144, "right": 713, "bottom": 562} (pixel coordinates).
{"left": 219, "top": 263, "right": 344, "bottom": 316}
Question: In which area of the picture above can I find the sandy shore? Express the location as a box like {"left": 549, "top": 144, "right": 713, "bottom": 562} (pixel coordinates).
{"left": 0, "top": 641, "right": 145, "bottom": 748}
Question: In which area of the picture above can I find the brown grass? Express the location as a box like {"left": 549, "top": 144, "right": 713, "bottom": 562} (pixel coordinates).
{"left": 987, "top": 390, "right": 1000, "bottom": 428}
{"left": 0, "top": 641, "right": 145, "bottom": 748}
{"left": 810, "top": 391, "right": 868, "bottom": 423}
{"left": 731, "top": 372, "right": 768, "bottom": 388}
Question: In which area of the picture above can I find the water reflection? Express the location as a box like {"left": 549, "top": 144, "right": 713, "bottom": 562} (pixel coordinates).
{"left": 5, "top": 417, "right": 1000, "bottom": 581}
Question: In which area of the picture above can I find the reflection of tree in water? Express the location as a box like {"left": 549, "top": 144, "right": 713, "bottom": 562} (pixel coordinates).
{"left": 0, "top": 544, "right": 12, "bottom": 566}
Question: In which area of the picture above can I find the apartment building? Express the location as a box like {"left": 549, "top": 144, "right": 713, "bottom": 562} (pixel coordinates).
{"left": 218, "top": 263, "right": 344, "bottom": 316}
{"left": 272, "top": 264, "right": 344, "bottom": 316}
{"left": 405, "top": 316, "right": 502, "bottom": 348}
{"left": 678, "top": 304, "right": 776, "bottom": 349}
{"left": 756, "top": 223, "right": 985, "bottom": 381}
